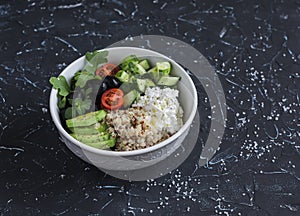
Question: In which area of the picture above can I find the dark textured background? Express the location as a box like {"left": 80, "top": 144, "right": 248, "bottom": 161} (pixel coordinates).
{"left": 0, "top": 0, "right": 299, "bottom": 215}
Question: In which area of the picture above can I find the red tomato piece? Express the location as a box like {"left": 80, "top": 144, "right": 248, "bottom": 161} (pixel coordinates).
{"left": 101, "top": 88, "right": 124, "bottom": 110}
{"left": 95, "top": 63, "right": 119, "bottom": 77}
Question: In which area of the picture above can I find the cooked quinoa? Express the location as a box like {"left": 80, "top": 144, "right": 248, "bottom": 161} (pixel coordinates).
{"left": 106, "top": 87, "right": 183, "bottom": 151}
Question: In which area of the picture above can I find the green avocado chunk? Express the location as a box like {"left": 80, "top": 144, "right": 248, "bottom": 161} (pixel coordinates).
{"left": 71, "top": 132, "right": 110, "bottom": 143}
{"left": 69, "top": 123, "right": 108, "bottom": 135}
{"left": 66, "top": 110, "right": 106, "bottom": 128}
{"left": 83, "top": 139, "right": 116, "bottom": 149}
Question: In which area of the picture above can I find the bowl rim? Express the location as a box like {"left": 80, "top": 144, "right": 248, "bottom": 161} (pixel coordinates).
{"left": 49, "top": 46, "right": 198, "bottom": 156}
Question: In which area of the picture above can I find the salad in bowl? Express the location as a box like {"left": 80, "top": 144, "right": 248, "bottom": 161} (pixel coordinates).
{"left": 49, "top": 47, "right": 197, "bottom": 171}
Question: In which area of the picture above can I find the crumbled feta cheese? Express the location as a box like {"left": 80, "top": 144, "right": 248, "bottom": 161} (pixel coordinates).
{"left": 133, "top": 87, "right": 183, "bottom": 134}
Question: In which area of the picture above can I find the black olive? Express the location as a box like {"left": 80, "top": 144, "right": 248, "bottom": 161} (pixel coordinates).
{"left": 104, "top": 76, "right": 122, "bottom": 88}
{"left": 99, "top": 81, "right": 108, "bottom": 94}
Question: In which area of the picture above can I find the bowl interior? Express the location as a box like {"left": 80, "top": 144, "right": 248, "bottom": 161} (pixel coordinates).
{"left": 50, "top": 47, "right": 197, "bottom": 156}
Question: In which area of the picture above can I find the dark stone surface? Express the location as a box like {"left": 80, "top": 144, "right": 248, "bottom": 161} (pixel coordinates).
{"left": 0, "top": 0, "right": 299, "bottom": 215}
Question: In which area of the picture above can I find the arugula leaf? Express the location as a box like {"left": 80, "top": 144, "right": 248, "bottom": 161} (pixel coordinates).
{"left": 73, "top": 70, "right": 83, "bottom": 80}
{"left": 57, "top": 94, "right": 67, "bottom": 109}
{"left": 75, "top": 72, "right": 94, "bottom": 88}
{"left": 84, "top": 50, "right": 108, "bottom": 73}
{"left": 89, "top": 50, "right": 108, "bottom": 66}
{"left": 50, "top": 76, "right": 70, "bottom": 97}
{"left": 73, "top": 98, "right": 92, "bottom": 115}
{"left": 64, "top": 107, "right": 73, "bottom": 119}
{"left": 85, "top": 50, "right": 108, "bottom": 63}
{"left": 75, "top": 71, "right": 102, "bottom": 88}
{"left": 85, "top": 51, "right": 97, "bottom": 62}
{"left": 83, "top": 64, "right": 97, "bottom": 74}
{"left": 68, "top": 98, "right": 73, "bottom": 105}
{"left": 70, "top": 70, "right": 82, "bottom": 90}
{"left": 84, "top": 87, "right": 93, "bottom": 96}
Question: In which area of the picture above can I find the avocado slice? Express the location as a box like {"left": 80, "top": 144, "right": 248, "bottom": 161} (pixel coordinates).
{"left": 84, "top": 139, "right": 116, "bottom": 149}
{"left": 68, "top": 123, "right": 108, "bottom": 135}
{"left": 66, "top": 110, "right": 106, "bottom": 128}
{"left": 71, "top": 132, "right": 110, "bottom": 143}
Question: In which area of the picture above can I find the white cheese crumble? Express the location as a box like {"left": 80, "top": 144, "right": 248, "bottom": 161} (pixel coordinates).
{"left": 133, "top": 87, "right": 183, "bottom": 134}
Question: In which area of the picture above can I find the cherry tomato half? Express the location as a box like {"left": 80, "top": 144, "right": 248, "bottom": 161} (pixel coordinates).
{"left": 95, "top": 63, "right": 119, "bottom": 77}
{"left": 101, "top": 88, "right": 124, "bottom": 110}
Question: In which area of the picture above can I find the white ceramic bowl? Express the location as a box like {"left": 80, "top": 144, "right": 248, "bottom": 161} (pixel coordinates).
{"left": 49, "top": 47, "right": 198, "bottom": 172}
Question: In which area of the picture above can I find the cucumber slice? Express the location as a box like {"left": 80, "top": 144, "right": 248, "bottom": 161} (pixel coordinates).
{"left": 120, "top": 55, "right": 139, "bottom": 70}
{"left": 157, "top": 76, "right": 180, "bottom": 86}
{"left": 145, "top": 79, "right": 156, "bottom": 87}
{"left": 129, "top": 76, "right": 137, "bottom": 83}
{"left": 136, "top": 78, "right": 155, "bottom": 92}
{"left": 115, "top": 70, "right": 130, "bottom": 82}
{"left": 136, "top": 78, "right": 147, "bottom": 92}
{"left": 156, "top": 62, "right": 171, "bottom": 76}
{"left": 148, "top": 66, "right": 160, "bottom": 82}
{"left": 120, "top": 82, "right": 136, "bottom": 94}
{"left": 138, "top": 59, "right": 150, "bottom": 70}
{"left": 123, "top": 89, "right": 139, "bottom": 108}
{"left": 133, "top": 64, "right": 146, "bottom": 74}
